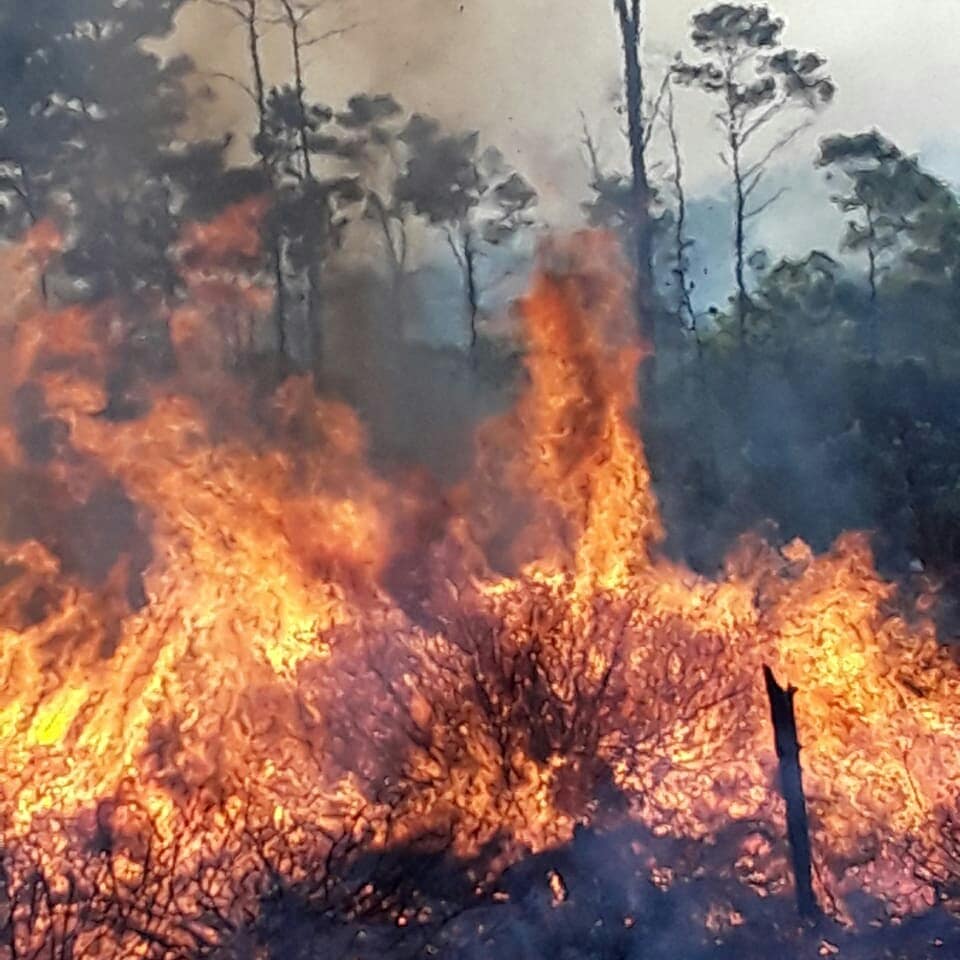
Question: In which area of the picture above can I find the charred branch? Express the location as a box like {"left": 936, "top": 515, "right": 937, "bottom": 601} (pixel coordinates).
{"left": 762, "top": 665, "right": 818, "bottom": 920}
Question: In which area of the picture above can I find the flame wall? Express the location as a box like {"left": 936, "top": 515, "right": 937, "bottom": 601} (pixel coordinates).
{"left": 0, "top": 214, "right": 958, "bottom": 955}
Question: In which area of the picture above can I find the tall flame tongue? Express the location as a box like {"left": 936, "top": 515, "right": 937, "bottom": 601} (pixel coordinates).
{"left": 0, "top": 216, "right": 959, "bottom": 955}
{"left": 457, "top": 233, "right": 662, "bottom": 588}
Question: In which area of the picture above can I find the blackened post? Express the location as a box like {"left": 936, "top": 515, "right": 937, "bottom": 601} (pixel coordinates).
{"left": 0, "top": 853, "right": 10, "bottom": 955}
{"left": 762, "top": 664, "right": 818, "bottom": 919}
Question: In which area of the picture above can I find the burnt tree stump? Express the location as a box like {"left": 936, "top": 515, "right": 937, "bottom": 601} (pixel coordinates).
{"left": 763, "top": 664, "right": 819, "bottom": 919}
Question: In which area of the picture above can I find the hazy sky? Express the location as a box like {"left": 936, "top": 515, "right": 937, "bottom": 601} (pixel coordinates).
{"left": 173, "top": 0, "right": 960, "bottom": 283}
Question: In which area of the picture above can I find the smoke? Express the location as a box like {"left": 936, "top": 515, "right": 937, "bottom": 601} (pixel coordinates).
{"left": 169, "top": 0, "right": 960, "bottom": 227}
{"left": 165, "top": 0, "right": 959, "bottom": 535}
{"left": 168, "top": 0, "right": 626, "bottom": 222}
{"left": 317, "top": 264, "right": 519, "bottom": 483}
{"left": 235, "top": 814, "right": 960, "bottom": 958}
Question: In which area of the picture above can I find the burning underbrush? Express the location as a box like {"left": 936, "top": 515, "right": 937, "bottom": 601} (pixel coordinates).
{"left": 0, "top": 210, "right": 959, "bottom": 958}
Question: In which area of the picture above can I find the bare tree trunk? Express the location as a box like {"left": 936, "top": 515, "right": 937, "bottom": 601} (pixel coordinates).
{"left": 230, "top": 0, "right": 288, "bottom": 360}
{"left": 864, "top": 206, "right": 879, "bottom": 361}
{"left": 247, "top": 2, "right": 288, "bottom": 357}
{"left": 665, "top": 84, "right": 697, "bottom": 351}
{"left": 446, "top": 224, "right": 480, "bottom": 352}
{"left": 614, "top": 0, "right": 656, "bottom": 349}
{"left": 370, "top": 193, "right": 407, "bottom": 286}
{"left": 280, "top": 0, "right": 324, "bottom": 373}
{"left": 464, "top": 227, "right": 480, "bottom": 351}
{"left": 304, "top": 244, "right": 323, "bottom": 371}
{"left": 731, "top": 130, "right": 750, "bottom": 352}
{"left": 280, "top": 1, "right": 312, "bottom": 180}
{"left": 243, "top": 0, "right": 266, "bottom": 125}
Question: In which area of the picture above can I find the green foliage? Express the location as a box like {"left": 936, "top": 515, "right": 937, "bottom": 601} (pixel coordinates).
{"left": 749, "top": 251, "right": 847, "bottom": 342}
{"left": 580, "top": 162, "right": 669, "bottom": 245}
{"left": 673, "top": 2, "right": 833, "bottom": 339}
{"left": 817, "top": 132, "right": 955, "bottom": 290}
{"left": 258, "top": 85, "right": 365, "bottom": 277}
{"left": 0, "top": 0, "right": 189, "bottom": 205}
{"left": 9, "top": 0, "right": 960, "bottom": 572}
{"left": 675, "top": 4, "right": 834, "bottom": 111}
{"left": 581, "top": 172, "right": 634, "bottom": 233}
{"left": 393, "top": 118, "right": 536, "bottom": 240}
{"left": 258, "top": 86, "right": 334, "bottom": 178}
{"left": 392, "top": 114, "right": 537, "bottom": 338}
{"left": 394, "top": 116, "right": 480, "bottom": 225}
{"left": 337, "top": 93, "right": 404, "bottom": 131}
{"left": 690, "top": 3, "right": 782, "bottom": 50}
{"left": 653, "top": 135, "right": 960, "bottom": 569}
{"left": 814, "top": 130, "right": 960, "bottom": 367}
{"left": 0, "top": 0, "right": 241, "bottom": 299}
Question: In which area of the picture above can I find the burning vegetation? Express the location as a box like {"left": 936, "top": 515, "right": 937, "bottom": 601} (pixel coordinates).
{"left": 0, "top": 211, "right": 959, "bottom": 959}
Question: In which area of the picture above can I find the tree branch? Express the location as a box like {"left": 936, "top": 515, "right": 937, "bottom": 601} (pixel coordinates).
{"left": 444, "top": 225, "right": 466, "bottom": 270}
{"left": 743, "top": 166, "right": 766, "bottom": 199}
{"left": 746, "top": 185, "right": 789, "bottom": 220}
{"left": 579, "top": 110, "right": 603, "bottom": 182}
{"left": 202, "top": 0, "right": 250, "bottom": 17}
{"left": 665, "top": 82, "right": 698, "bottom": 336}
{"left": 642, "top": 69, "right": 671, "bottom": 148}
{"left": 740, "top": 95, "right": 790, "bottom": 145}
{"left": 198, "top": 70, "right": 259, "bottom": 106}
{"left": 301, "top": 21, "right": 363, "bottom": 45}
{"left": 742, "top": 120, "right": 811, "bottom": 185}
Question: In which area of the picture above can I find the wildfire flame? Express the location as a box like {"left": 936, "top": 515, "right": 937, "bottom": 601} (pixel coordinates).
{"left": 0, "top": 209, "right": 958, "bottom": 956}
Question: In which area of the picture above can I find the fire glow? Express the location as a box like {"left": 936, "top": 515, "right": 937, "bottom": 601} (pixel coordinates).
{"left": 0, "top": 209, "right": 959, "bottom": 957}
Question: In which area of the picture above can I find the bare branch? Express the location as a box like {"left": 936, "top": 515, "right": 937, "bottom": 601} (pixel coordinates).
{"left": 579, "top": 110, "right": 603, "bottom": 182}
{"left": 742, "top": 165, "right": 765, "bottom": 199}
{"left": 740, "top": 95, "right": 790, "bottom": 145}
{"left": 731, "top": 46, "right": 753, "bottom": 73}
{"left": 642, "top": 70, "right": 671, "bottom": 148}
{"left": 444, "top": 225, "right": 466, "bottom": 270}
{"left": 665, "top": 82, "right": 698, "bottom": 338}
{"left": 745, "top": 185, "right": 789, "bottom": 220}
{"left": 301, "top": 21, "right": 363, "bottom": 46}
{"left": 202, "top": 0, "right": 251, "bottom": 17}
{"left": 198, "top": 70, "right": 259, "bottom": 106}
{"left": 260, "top": 10, "right": 363, "bottom": 43}
{"left": 742, "top": 120, "right": 811, "bottom": 184}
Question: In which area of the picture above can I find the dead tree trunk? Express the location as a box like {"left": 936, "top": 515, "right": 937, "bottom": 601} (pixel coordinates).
{"left": 241, "top": 0, "right": 288, "bottom": 359}
{"left": 762, "top": 665, "right": 818, "bottom": 919}
{"left": 613, "top": 0, "right": 656, "bottom": 349}
{"left": 280, "top": 0, "right": 324, "bottom": 373}
{"left": 464, "top": 228, "right": 480, "bottom": 351}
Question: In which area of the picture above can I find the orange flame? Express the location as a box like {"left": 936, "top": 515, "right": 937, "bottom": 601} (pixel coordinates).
{"left": 0, "top": 215, "right": 958, "bottom": 954}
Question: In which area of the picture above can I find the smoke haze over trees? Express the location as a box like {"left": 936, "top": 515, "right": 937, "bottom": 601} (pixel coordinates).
{"left": 3, "top": 0, "right": 960, "bottom": 576}
{"left": 5, "top": 2, "right": 960, "bottom": 958}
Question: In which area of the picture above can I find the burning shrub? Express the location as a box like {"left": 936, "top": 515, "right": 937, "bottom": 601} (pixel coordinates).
{"left": 0, "top": 217, "right": 959, "bottom": 957}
